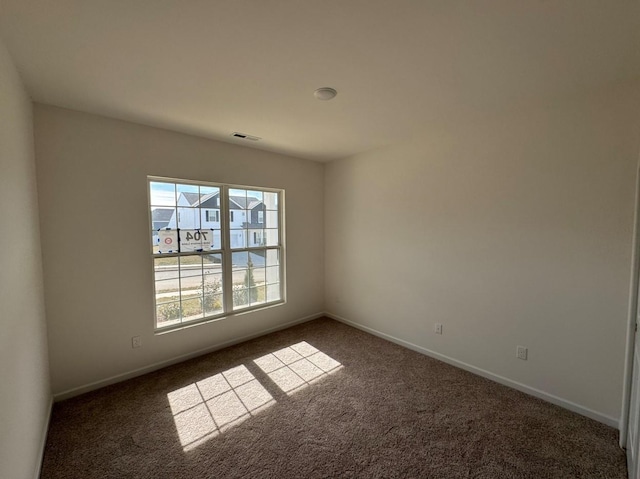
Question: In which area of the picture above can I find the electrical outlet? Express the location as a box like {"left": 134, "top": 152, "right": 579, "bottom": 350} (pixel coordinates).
{"left": 516, "top": 345, "right": 527, "bottom": 360}
{"left": 434, "top": 323, "right": 443, "bottom": 335}
{"left": 132, "top": 336, "right": 142, "bottom": 349}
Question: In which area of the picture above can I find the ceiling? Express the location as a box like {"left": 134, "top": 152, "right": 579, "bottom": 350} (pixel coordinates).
{"left": 1, "top": 0, "right": 639, "bottom": 162}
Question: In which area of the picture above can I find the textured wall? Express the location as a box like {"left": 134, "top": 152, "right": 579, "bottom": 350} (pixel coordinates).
{"left": 0, "top": 38, "right": 50, "bottom": 478}
{"left": 35, "top": 105, "right": 325, "bottom": 396}
{"left": 325, "top": 82, "right": 640, "bottom": 423}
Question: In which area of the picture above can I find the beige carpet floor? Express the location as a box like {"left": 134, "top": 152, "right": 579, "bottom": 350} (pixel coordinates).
{"left": 41, "top": 317, "right": 626, "bottom": 478}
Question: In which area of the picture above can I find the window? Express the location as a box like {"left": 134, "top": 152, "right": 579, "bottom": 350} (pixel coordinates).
{"left": 205, "top": 209, "right": 219, "bottom": 222}
{"left": 258, "top": 211, "right": 264, "bottom": 224}
{"left": 149, "top": 177, "right": 284, "bottom": 331}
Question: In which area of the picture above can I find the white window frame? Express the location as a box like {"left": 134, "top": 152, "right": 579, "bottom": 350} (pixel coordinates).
{"left": 148, "top": 176, "right": 285, "bottom": 332}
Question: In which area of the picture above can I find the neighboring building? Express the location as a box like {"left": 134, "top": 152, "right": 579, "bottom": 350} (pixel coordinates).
{"left": 164, "top": 191, "right": 267, "bottom": 250}
{"left": 151, "top": 207, "right": 174, "bottom": 230}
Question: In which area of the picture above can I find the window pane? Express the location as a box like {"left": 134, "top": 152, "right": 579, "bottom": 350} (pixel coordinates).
{"left": 231, "top": 251, "right": 249, "bottom": 287}
{"left": 210, "top": 230, "right": 222, "bottom": 250}
{"left": 244, "top": 264, "right": 259, "bottom": 290}
{"left": 239, "top": 209, "right": 248, "bottom": 227}
{"left": 233, "top": 286, "right": 249, "bottom": 309}
{"left": 250, "top": 250, "right": 266, "bottom": 267}
{"left": 266, "top": 249, "right": 279, "bottom": 266}
{"left": 203, "top": 254, "right": 222, "bottom": 275}
{"left": 232, "top": 269, "right": 247, "bottom": 287}
{"left": 266, "top": 266, "right": 279, "bottom": 284}
{"left": 252, "top": 263, "right": 265, "bottom": 285}
{"left": 199, "top": 186, "right": 219, "bottom": 206}
{"left": 229, "top": 190, "right": 246, "bottom": 227}
{"left": 150, "top": 182, "right": 176, "bottom": 207}
{"left": 200, "top": 229, "right": 217, "bottom": 251}
{"left": 178, "top": 207, "right": 200, "bottom": 229}
{"left": 179, "top": 229, "right": 217, "bottom": 252}
{"left": 180, "top": 257, "right": 203, "bottom": 296}
{"left": 267, "top": 284, "right": 281, "bottom": 302}
{"left": 155, "top": 279, "right": 180, "bottom": 305}
{"left": 151, "top": 207, "right": 176, "bottom": 230}
{"left": 179, "top": 256, "right": 203, "bottom": 276}
{"left": 265, "top": 211, "right": 278, "bottom": 229}
{"left": 249, "top": 287, "right": 264, "bottom": 306}
{"left": 204, "top": 274, "right": 223, "bottom": 296}
{"left": 181, "top": 297, "right": 204, "bottom": 321}
{"left": 177, "top": 184, "right": 199, "bottom": 206}
{"left": 156, "top": 230, "right": 179, "bottom": 254}
{"left": 232, "top": 251, "right": 249, "bottom": 269}
{"left": 264, "top": 192, "right": 278, "bottom": 210}
{"left": 229, "top": 189, "right": 248, "bottom": 247}
{"left": 249, "top": 229, "right": 263, "bottom": 247}
{"left": 247, "top": 190, "right": 263, "bottom": 203}
{"left": 157, "top": 301, "right": 181, "bottom": 326}
{"left": 230, "top": 229, "right": 246, "bottom": 249}
{"left": 265, "top": 229, "right": 279, "bottom": 247}
{"left": 154, "top": 257, "right": 179, "bottom": 280}
{"left": 203, "top": 252, "right": 222, "bottom": 263}
{"left": 204, "top": 293, "right": 223, "bottom": 316}
{"left": 229, "top": 188, "right": 247, "bottom": 202}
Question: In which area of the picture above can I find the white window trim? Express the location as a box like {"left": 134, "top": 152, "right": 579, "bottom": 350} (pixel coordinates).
{"left": 148, "top": 176, "right": 286, "bottom": 333}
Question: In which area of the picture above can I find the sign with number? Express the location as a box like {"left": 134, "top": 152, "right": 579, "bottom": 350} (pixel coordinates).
{"left": 179, "top": 229, "right": 215, "bottom": 252}
{"left": 158, "top": 230, "right": 178, "bottom": 253}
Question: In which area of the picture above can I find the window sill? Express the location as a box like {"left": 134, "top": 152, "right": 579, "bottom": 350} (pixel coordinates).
{"left": 154, "top": 299, "right": 286, "bottom": 335}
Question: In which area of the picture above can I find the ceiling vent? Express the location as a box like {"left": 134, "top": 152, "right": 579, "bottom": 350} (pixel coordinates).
{"left": 231, "top": 132, "right": 261, "bottom": 141}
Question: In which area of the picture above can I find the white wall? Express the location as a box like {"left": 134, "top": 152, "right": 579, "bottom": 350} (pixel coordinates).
{"left": 34, "top": 105, "right": 325, "bottom": 396}
{"left": 325, "top": 82, "right": 640, "bottom": 423}
{"left": 0, "top": 39, "right": 50, "bottom": 478}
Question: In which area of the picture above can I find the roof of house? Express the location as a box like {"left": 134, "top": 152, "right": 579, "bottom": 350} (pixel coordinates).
{"left": 151, "top": 208, "right": 174, "bottom": 222}
{"left": 229, "top": 196, "right": 263, "bottom": 210}
{"left": 181, "top": 192, "right": 201, "bottom": 205}
{"left": 151, "top": 208, "right": 174, "bottom": 230}
{"left": 199, "top": 192, "right": 220, "bottom": 208}
{"left": 188, "top": 191, "right": 263, "bottom": 210}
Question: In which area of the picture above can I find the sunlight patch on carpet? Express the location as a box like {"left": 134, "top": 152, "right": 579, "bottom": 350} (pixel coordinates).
{"left": 168, "top": 365, "right": 275, "bottom": 451}
{"left": 168, "top": 342, "right": 341, "bottom": 451}
{"left": 254, "top": 341, "right": 343, "bottom": 395}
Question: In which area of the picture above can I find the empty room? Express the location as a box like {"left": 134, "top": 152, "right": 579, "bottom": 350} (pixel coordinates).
{"left": 3, "top": 1, "right": 640, "bottom": 478}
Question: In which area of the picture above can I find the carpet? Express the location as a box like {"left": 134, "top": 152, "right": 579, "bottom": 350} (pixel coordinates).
{"left": 40, "top": 317, "right": 626, "bottom": 478}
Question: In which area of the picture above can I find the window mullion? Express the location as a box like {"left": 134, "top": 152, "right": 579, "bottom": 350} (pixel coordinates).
{"left": 278, "top": 190, "right": 285, "bottom": 303}
{"left": 221, "top": 186, "right": 233, "bottom": 314}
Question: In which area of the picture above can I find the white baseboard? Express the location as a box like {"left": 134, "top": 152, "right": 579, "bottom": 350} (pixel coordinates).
{"left": 54, "top": 312, "right": 324, "bottom": 401}
{"left": 34, "top": 395, "right": 53, "bottom": 479}
{"left": 325, "top": 312, "right": 619, "bottom": 428}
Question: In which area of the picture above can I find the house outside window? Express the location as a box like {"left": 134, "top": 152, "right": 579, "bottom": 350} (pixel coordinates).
{"left": 148, "top": 177, "right": 284, "bottom": 331}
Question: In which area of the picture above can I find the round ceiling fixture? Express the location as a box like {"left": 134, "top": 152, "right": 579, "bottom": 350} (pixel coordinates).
{"left": 314, "top": 87, "right": 338, "bottom": 101}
